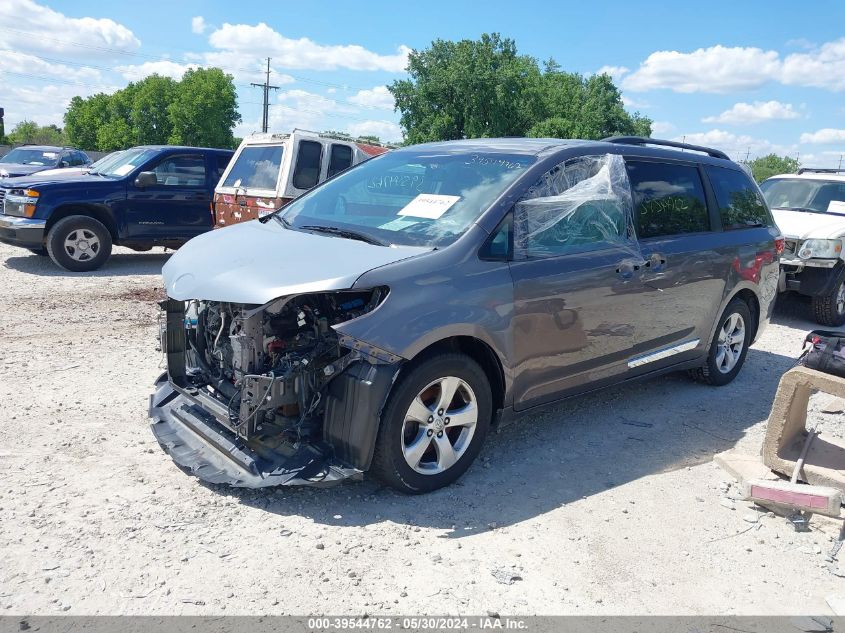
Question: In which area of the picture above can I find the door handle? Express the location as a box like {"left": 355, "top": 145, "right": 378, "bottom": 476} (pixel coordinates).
{"left": 646, "top": 253, "right": 667, "bottom": 273}
{"left": 615, "top": 259, "right": 645, "bottom": 279}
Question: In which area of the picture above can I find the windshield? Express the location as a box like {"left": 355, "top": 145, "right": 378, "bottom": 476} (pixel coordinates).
{"left": 760, "top": 178, "right": 845, "bottom": 214}
{"left": 280, "top": 150, "right": 535, "bottom": 247}
{"left": 0, "top": 148, "right": 61, "bottom": 166}
{"left": 93, "top": 148, "right": 160, "bottom": 177}
{"left": 88, "top": 151, "right": 125, "bottom": 172}
{"left": 223, "top": 144, "right": 284, "bottom": 190}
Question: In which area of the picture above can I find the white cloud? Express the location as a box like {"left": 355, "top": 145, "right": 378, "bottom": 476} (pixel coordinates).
{"left": 621, "top": 38, "right": 845, "bottom": 93}
{"left": 348, "top": 86, "right": 394, "bottom": 109}
{"left": 673, "top": 129, "right": 795, "bottom": 161}
{"left": 197, "top": 50, "right": 296, "bottom": 84}
{"left": 799, "top": 128, "right": 845, "bottom": 144}
{"left": 703, "top": 100, "right": 800, "bottom": 125}
{"left": 596, "top": 65, "right": 629, "bottom": 83}
{"left": 782, "top": 38, "right": 845, "bottom": 91}
{"left": 623, "top": 45, "right": 781, "bottom": 93}
{"left": 621, "top": 95, "right": 650, "bottom": 110}
{"left": 651, "top": 121, "right": 676, "bottom": 135}
{"left": 0, "top": 0, "right": 139, "bottom": 59}
{"left": 347, "top": 120, "right": 402, "bottom": 142}
{"left": 116, "top": 60, "right": 199, "bottom": 81}
{"left": 0, "top": 50, "right": 101, "bottom": 82}
{"left": 208, "top": 22, "right": 410, "bottom": 71}
{"left": 191, "top": 16, "right": 207, "bottom": 35}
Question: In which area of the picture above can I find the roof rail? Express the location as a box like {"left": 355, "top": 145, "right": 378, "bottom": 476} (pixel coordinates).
{"left": 291, "top": 128, "right": 398, "bottom": 149}
{"left": 797, "top": 167, "right": 845, "bottom": 175}
{"left": 601, "top": 136, "right": 730, "bottom": 161}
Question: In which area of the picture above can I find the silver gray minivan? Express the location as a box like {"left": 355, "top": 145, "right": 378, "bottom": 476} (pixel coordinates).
{"left": 149, "top": 136, "right": 782, "bottom": 493}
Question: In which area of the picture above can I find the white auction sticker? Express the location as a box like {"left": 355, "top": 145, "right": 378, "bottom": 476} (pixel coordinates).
{"left": 114, "top": 164, "right": 136, "bottom": 176}
{"left": 828, "top": 200, "right": 845, "bottom": 213}
{"left": 398, "top": 194, "right": 460, "bottom": 219}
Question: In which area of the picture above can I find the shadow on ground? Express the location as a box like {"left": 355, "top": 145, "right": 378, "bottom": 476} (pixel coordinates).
{"left": 2, "top": 249, "right": 170, "bottom": 278}
{"left": 226, "top": 343, "right": 798, "bottom": 535}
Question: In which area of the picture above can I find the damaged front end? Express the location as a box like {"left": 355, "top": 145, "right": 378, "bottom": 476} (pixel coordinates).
{"left": 148, "top": 288, "right": 402, "bottom": 487}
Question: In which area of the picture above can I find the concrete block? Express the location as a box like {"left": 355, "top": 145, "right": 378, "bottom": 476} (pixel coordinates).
{"left": 762, "top": 366, "right": 845, "bottom": 493}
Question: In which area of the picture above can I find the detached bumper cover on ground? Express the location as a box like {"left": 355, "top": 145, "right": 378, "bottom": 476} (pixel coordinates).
{"left": 149, "top": 373, "right": 362, "bottom": 487}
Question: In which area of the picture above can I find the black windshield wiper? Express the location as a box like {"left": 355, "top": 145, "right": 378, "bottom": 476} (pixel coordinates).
{"left": 299, "top": 224, "right": 389, "bottom": 246}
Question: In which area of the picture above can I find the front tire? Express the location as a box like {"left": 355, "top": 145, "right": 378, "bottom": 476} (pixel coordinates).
{"left": 46, "top": 215, "right": 112, "bottom": 272}
{"left": 811, "top": 279, "right": 845, "bottom": 326}
{"left": 691, "top": 298, "right": 753, "bottom": 386}
{"left": 371, "top": 353, "right": 492, "bottom": 493}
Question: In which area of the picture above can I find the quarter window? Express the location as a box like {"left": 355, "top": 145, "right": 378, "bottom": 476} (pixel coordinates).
{"left": 152, "top": 154, "right": 206, "bottom": 187}
{"left": 706, "top": 166, "right": 771, "bottom": 230}
{"left": 293, "top": 140, "right": 323, "bottom": 190}
{"left": 327, "top": 144, "right": 354, "bottom": 178}
{"left": 626, "top": 161, "right": 709, "bottom": 239}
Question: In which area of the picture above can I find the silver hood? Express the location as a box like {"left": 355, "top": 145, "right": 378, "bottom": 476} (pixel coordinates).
{"left": 162, "top": 218, "right": 429, "bottom": 304}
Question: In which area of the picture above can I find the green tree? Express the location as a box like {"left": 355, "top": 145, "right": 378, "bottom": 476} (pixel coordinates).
{"left": 6, "top": 120, "right": 66, "bottom": 145}
{"left": 64, "top": 94, "right": 111, "bottom": 150}
{"left": 64, "top": 68, "right": 241, "bottom": 151}
{"left": 747, "top": 153, "right": 800, "bottom": 183}
{"left": 130, "top": 75, "right": 177, "bottom": 144}
{"left": 168, "top": 68, "right": 240, "bottom": 148}
{"left": 389, "top": 33, "right": 651, "bottom": 144}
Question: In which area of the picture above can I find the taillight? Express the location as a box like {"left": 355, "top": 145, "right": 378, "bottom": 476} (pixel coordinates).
{"left": 774, "top": 237, "right": 785, "bottom": 255}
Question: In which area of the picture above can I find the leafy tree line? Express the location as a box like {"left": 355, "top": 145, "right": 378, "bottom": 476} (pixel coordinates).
{"left": 389, "top": 33, "right": 651, "bottom": 144}
{"left": 745, "top": 153, "right": 800, "bottom": 183}
{"left": 2, "top": 120, "right": 67, "bottom": 146}
{"left": 64, "top": 68, "right": 241, "bottom": 151}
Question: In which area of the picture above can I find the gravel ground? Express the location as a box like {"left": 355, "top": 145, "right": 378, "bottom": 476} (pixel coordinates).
{"left": 0, "top": 242, "right": 843, "bottom": 616}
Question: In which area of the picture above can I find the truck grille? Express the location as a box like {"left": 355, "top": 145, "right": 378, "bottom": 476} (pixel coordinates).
{"left": 0, "top": 189, "right": 6, "bottom": 214}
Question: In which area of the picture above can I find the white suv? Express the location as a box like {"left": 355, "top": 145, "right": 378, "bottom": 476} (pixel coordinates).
{"left": 760, "top": 169, "right": 845, "bottom": 325}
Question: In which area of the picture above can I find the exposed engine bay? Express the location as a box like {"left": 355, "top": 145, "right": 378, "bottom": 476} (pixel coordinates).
{"left": 150, "top": 287, "right": 401, "bottom": 487}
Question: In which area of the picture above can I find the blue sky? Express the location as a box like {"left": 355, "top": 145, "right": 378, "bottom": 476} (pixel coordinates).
{"left": 2, "top": 0, "right": 844, "bottom": 166}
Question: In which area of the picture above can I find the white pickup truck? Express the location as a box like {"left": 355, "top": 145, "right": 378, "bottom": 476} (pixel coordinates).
{"left": 760, "top": 168, "right": 845, "bottom": 325}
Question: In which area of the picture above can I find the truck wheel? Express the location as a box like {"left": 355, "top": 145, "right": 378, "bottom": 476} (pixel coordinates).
{"left": 46, "top": 215, "right": 112, "bottom": 272}
{"left": 370, "top": 353, "right": 492, "bottom": 494}
{"left": 690, "top": 298, "right": 752, "bottom": 386}
{"left": 811, "top": 279, "right": 845, "bottom": 326}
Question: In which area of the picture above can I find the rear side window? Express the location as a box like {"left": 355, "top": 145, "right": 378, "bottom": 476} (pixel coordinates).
{"left": 212, "top": 154, "right": 232, "bottom": 185}
{"left": 626, "top": 161, "right": 709, "bottom": 239}
{"left": 707, "top": 166, "right": 771, "bottom": 230}
{"left": 223, "top": 145, "right": 283, "bottom": 190}
{"left": 293, "top": 140, "right": 323, "bottom": 190}
{"left": 327, "top": 144, "right": 353, "bottom": 178}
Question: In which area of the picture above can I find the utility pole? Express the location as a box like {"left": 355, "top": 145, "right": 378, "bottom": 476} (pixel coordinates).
{"left": 744, "top": 147, "right": 751, "bottom": 163}
{"left": 251, "top": 58, "right": 279, "bottom": 133}
{"left": 839, "top": 154, "right": 843, "bottom": 170}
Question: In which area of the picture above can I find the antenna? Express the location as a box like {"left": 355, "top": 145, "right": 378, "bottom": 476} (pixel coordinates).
{"left": 251, "top": 58, "right": 280, "bottom": 134}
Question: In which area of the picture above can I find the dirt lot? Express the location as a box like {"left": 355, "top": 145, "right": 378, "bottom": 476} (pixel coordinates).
{"left": 0, "top": 241, "right": 843, "bottom": 616}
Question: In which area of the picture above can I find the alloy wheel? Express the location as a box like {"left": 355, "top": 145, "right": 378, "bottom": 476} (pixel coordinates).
{"left": 715, "top": 312, "right": 745, "bottom": 374}
{"left": 400, "top": 376, "right": 478, "bottom": 474}
{"left": 63, "top": 229, "right": 101, "bottom": 262}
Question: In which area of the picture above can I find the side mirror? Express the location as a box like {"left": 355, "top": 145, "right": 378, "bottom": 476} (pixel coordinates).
{"left": 135, "top": 171, "right": 157, "bottom": 188}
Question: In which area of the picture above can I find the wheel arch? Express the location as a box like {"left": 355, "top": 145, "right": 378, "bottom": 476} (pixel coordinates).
{"left": 402, "top": 335, "right": 506, "bottom": 416}
{"left": 46, "top": 204, "right": 119, "bottom": 242}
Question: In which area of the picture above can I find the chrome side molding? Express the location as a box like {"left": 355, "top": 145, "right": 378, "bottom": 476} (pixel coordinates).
{"left": 628, "top": 339, "right": 700, "bottom": 369}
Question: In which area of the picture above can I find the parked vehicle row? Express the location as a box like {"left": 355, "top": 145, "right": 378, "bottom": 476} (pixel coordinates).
{"left": 0, "top": 145, "right": 91, "bottom": 178}
{"left": 760, "top": 168, "right": 845, "bottom": 326}
{"left": 0, "top": 145, "right": 233, "bottom": 270}
{"left": 149, "top": 136, "right": 781, "bottom": 493}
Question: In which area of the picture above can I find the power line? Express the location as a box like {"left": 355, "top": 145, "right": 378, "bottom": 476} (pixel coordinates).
{"left": 250, "top": 58, "right": 280, "bottom": 133}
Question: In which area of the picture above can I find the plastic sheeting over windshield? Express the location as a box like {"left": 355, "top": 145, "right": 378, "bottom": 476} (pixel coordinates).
{"left": 513, "top": 154, "right": 641, "bottom": 260}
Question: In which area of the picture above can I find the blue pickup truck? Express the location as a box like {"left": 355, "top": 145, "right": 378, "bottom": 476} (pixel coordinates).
{"left": 0, "top": 145, "right": 233, "bottom": 271}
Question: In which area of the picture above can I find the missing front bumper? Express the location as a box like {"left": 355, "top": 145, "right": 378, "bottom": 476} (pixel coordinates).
{"left": 149, "top": 373, "right": 362, "bottom": 488}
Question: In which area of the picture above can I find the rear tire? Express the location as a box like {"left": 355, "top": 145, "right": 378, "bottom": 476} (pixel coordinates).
{"left": 811, "top": 279, "right": 845, "bottom": 326}
{"left": 46, "top": 215, "right": 112, "bottom": 272}
{"left": 690, "top": 298, "right": 752, "bottom": 386}
{"left": 370, "top": 353, "right": 492, "bottom": 494}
